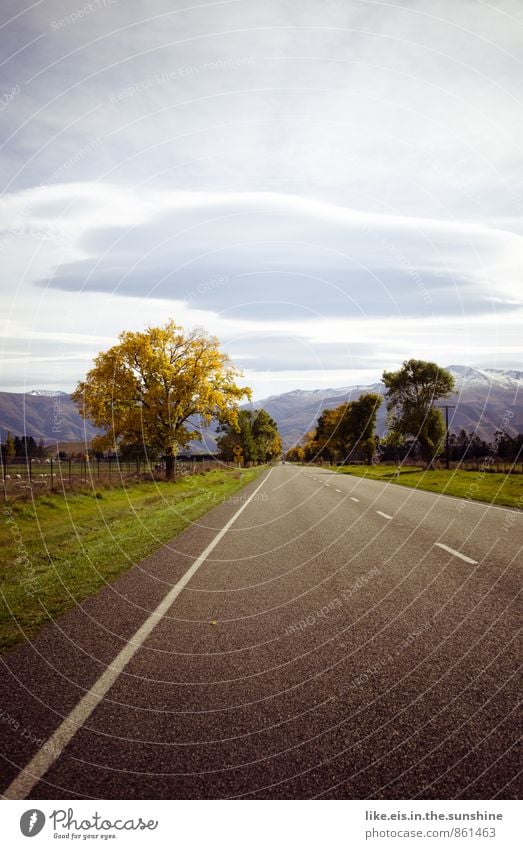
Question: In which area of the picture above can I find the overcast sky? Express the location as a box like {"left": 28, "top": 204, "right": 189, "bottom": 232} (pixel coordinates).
{"left": 1, "top": 0, "right": 522, "bottom": 398}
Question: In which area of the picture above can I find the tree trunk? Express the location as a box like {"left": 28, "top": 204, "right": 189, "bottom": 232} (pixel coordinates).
{"left": 419, "top": 438, "right": 435, "bottom": 470}
{"left": 423, "top": 447, "right": 437, "bottom": 470}
{"left": 165, "top": 448, "right": 174, "bottom": 481}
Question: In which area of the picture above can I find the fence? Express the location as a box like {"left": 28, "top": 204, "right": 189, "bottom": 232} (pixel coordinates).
{"left": 0, "top": 456, "right": 225, "bottom": 500}
{"left": 323, "top": 459, "right": 523, "bottom": 473}
{"left": 447, "top": 460, "right": 523, "bottom": 473}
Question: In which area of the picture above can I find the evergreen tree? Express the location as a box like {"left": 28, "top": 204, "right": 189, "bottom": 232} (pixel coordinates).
{"left": 4, "top": 431, "right": 15, "bottom": 462}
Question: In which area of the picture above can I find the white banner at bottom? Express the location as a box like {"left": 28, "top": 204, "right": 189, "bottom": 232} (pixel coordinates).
{"left": 1, "top": 799, "right": 520, "bottom": 848}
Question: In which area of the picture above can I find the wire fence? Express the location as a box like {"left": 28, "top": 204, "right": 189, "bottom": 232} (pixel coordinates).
{"left": 320, "top": 459, "right": 523, "bottom": 473}
{"left": 0, "top": 456, "right": 227, "bottom": 500}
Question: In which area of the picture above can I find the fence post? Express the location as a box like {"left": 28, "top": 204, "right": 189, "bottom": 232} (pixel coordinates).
{"left": 29, "top": 456, "right": 32, "bottom": 483}
{"left": 97, "top": 457, "right": 100, "bottom": 480}
{"left": 50, "top": 457, "right": 54, "bottom": 492}
{"left": 109, "top": 457, "right": 111, "bottom": 481}
{"left": 1, "top": 451, "right": 6, "bottom": 502}
{"left": 69, "top": 457, "right": 72, "bottom": 487}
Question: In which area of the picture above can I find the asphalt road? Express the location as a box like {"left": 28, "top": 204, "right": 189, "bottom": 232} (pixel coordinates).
{"left": 0, "top": 465, "right": 521, "bottom": 799}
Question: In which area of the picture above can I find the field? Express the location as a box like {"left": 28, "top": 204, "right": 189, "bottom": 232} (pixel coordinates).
{"left": 327, "top": 464, "right": 523, "bottom": 508}
{"left": 0, "top": 467, "right": 262, "bottom": 653}
{"left": 2, "top": 457, "right": 222, "bottom": 498}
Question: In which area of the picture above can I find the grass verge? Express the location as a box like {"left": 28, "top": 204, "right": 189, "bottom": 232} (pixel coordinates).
{"left": 327, "top": 464, "right": 523, "bottom": 509}
{"left": 0, "top": 467, "right": 262, "bottom": 654}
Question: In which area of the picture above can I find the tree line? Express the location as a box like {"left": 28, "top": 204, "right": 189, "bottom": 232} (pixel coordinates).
{"left": 0, "top": 434, "right": 48, "bottom": 461}
{"left": 286, "top": 359, "right": 522, "bottom": 468}
{"left": 286, "top": 393, "right": 382, "bottom": 465}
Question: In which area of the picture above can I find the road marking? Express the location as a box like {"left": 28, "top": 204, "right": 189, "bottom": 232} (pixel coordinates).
{"left": 325, "top": 484, "right": 331, "bottom": 487}
{"left": 335, "top": 489, "right": 342, "bottom": 493}
{"left": 434, "top": 542, "right": 478, "bottom": 565}
{"left": 3, "top": 469, "right": 272, "bottom": 800}
{"left": 376, "top": 510, "right": 393, "bottom": 520}
{"left": 350, "top": 497, "right": 359, "bottom": 502}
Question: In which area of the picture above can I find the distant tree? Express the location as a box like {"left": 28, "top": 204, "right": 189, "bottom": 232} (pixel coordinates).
{"left": 336, "top": 393, "right": 382, "bottom": 464}
{"left": 494, "top": 430, "right": 521, "bottom": 460}
{"left": 119, "top": 442, "right": 160, "bottom": 462}
{"left": 383, "top": 360, "right": 455, "bottom": 469}
{"left": 300, "top": 430, "right": 320, "bottom": 462}
{"left": 14, "top": 435, "right": 38, "bottom": 459}
{"left": 454, "top": 428, "right": 472, "bottom": 460}
{"left": 72, "top": 319, "right": 250, "bottom": 480}
{"left": 252, "top": 409, "right": 282, "bottom": 463}
{"left": 36, "top": 438, "right": 48, "bottom": 459}
{"left": 308, "top": 393, "right": 382, "bottom": 465}
{"left": 457, "top": 431, "right": 488, "bottom": 460}
{"left": 3, "top": 431, "right": 15, "bottom": 462}
{"left": 285, "top": 445, "right": 305, "bottom": 463}
{"left": 217, "top": 410, "right": 255, "bottom": 465}
{"left": 379, "top": 429, "right": 405, "bottom": 462}
{"left": 215, "top": 429, "right": 236, "bottom": 463}
{"left": 217, "top": 408, "right": 281, "bottom": 466}
{"left": 314, "top": 408, "right": 342, "bottom": 463}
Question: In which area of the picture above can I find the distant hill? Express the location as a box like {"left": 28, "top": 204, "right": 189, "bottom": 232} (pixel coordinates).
{"left": 0, "top": 366, "right": 521, "bottom": 449}
{"left": 0, "top": 391, "right": 99, "bottom": 444}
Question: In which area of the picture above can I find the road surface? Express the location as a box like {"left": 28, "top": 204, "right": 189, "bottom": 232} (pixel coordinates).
{"left": 0, "top": 465, "right": 520, "bottom": 799}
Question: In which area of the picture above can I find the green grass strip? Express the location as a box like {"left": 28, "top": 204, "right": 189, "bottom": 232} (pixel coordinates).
{"left": 327, "top": 464, "right": 522, "bottom": 509}
{"left": 0, "top": 468, "right": 262, "bottom": 653}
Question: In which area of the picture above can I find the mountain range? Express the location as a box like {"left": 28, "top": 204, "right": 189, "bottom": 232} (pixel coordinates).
{"left": 254, "top": 366, "right": 523, "bottom": 448}
{"left": 0, "top": 366, "right": 521, "bottom": 449}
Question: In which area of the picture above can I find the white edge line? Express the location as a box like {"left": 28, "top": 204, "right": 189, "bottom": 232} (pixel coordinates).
{"left": 376, "top": 510, "right": 393, "bottom": 520}
{"left": 434, "top": 542, "right": 478, "bottom": 565}
{"left": 3, "top": 468, "right": 272, "bottom": 800}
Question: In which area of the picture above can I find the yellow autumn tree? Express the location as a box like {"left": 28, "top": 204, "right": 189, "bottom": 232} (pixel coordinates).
{"left": 72, "top": 320, "right": 251, "bottom": 479}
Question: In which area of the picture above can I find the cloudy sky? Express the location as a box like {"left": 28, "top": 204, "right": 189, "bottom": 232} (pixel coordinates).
{"left": 1, "top": 0, "right": 522, "bottom": 398}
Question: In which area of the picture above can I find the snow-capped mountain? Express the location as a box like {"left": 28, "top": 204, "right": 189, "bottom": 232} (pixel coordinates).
{"left": 447, "top": 366, "right": 523, "bottom": 390}
{"left": 26, "top": 390, "right": 70, "bottom": 397}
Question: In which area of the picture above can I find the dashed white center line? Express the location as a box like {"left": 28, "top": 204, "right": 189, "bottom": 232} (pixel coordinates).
{"left": 434, "top": 543, "right": 478, "bottom": 565}
{"left": 335, "top": 489, "right": 342, "bottom": 493}
{"left": 376, "top": 510, "right": 393, "bottom": 520}
{"left": 350, "top": 497, "right": 359, "bottom": 502}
